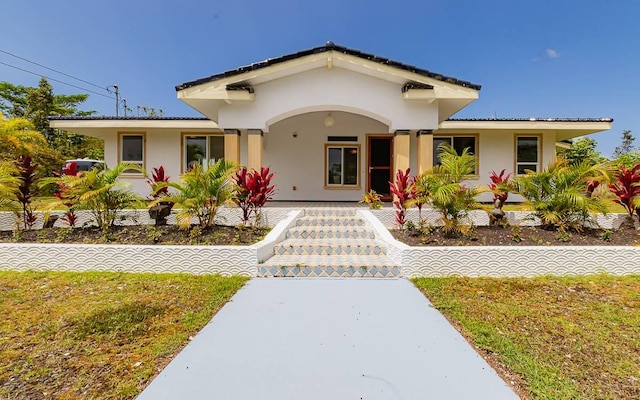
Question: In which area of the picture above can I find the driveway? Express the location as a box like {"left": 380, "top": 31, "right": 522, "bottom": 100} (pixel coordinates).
{"left": 137, "top": 278, "right": 518, "bottom": 399}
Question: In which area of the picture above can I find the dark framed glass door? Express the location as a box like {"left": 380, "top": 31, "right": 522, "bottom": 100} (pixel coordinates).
{"left": 367, "top": 136, "right": 393, "bottom": 201}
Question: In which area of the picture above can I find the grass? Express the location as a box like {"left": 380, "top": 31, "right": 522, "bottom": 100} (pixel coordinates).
{"left": 413, "top": 275, "right": 640, "bottom": 400}
{"left": 0, "top": 271, "right": 249, "bottom": 399}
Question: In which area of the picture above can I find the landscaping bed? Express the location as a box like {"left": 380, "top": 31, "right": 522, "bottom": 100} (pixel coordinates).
{"left": 0, "top": 224, "right": 269, "bottom": 246}
{"left": 392, "top": 219, "right": 640, "bottom": 247}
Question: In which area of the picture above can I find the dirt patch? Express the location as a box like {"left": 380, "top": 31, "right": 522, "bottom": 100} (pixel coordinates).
{"left": 392, "top": 219, "right": 640, "bottom": 247}
{"left": 0, "top": 224, "right": 269, "bottom": 246}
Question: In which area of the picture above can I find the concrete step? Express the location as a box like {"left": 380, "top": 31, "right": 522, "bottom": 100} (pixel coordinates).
{"left": 285, "top": 226, "right": 376, "bottom": 239}
{"left": 295, "top": 216, "right": 366, "bottom": 227}
{"left": 273, "top": 238, "right": 386, "bottom": 256}
{"left": 258, "top": 255, "right": 400, "bottom": 278}
{"left": 303, "top": 208, "right": 357, "bottom": 217}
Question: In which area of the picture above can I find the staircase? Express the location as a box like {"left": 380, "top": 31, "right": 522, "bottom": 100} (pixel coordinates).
{"left": 258, "top": 208, "right": 400, "bottom": 278}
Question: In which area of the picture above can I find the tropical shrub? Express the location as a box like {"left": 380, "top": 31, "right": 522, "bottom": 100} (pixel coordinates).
{"left": 389, "top": 168, "right": 413, "bottom": 228}
{"left": 608, "top": 163, "right": 640, "bottom": 221}
{"left": 152, "top": 160, "right": 238, "bottom": 230}
{"left": 512, "top": 159, "right": 612, "bottom": 230}
{"left": 488, "top": 169, "right": 512, "bottom": 205}
{"left": 359, "top": 189, "right": 383, "bottom": 210}
{"left": 413, "top": 143, "right": 485, "bottom": 237}
{"left": 234, "top": 166, "right": 275, "bottom": 226}
{"left": 48, "top": 161, "right": 82, "bottom": 227}
{"left": 43, "top": 162, "right": 145, "bottom": 231}
{"left": 14, "top": 155, "right": 39, "bottom": 230}
{"left": 147, "top": 166, "right": 171, "bottom": 200}
{"left": 0, "top": 161, "right": 19, "bottom": 210}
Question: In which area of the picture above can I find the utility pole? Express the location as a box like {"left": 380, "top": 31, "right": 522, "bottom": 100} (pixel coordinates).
{"left": 122, "top": 99, "right": 128, "bottom": 117}
{"left": 107, "top": 84, "right": 120, "bottom": 117}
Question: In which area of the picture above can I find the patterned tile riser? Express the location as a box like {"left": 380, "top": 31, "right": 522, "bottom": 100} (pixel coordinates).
{"left": 295, "top": 218, "right": 366, "bottom": 227}
{"left": 303, "top": 209, "right": 357, "bottom": 217}
{"left": 273, "top": 243, "right": 386, "bottom": 256}
{"left": 285, "top": 230, "right": 376, "bottom": 239}
{"left": 257, "top": 265, "right": 400, "bottom": 278}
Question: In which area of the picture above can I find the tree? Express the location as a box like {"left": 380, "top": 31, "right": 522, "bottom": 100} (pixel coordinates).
{"left": 560, "top": 137, "right": 605, "bottom": 166}
{"left": 0, "top": 79, "right": 99, "bottom": 162}
{"left": 0, "top": 114, "right": 65, "bottom": 181}
{"left": 613, "top": 130, "right": 637, "bottom": 157}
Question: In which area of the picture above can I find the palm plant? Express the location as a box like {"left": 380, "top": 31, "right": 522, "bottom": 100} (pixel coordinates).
{"left": 41, "top": 162, "right": 144, "bottom": 231}
{"left": 511, "top": 158, "right": 612, "bottom": 230}
{"left": 413, "top": 143, "right": 485, "bottom": 237}
{"left": 151, "top": 159, "right": 238, "bottom": 230}
{"left": 0, "top": 162, "right": 19, "bottom": 211}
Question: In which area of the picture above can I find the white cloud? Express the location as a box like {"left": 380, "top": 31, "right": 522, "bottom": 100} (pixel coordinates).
{"left": 546, "top": 48, "right": 560, "bottom": 58}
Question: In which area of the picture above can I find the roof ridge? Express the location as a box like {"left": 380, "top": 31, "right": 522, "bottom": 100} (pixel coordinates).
{"left": 176, "top": 42, "right": 481, "bottom": 91}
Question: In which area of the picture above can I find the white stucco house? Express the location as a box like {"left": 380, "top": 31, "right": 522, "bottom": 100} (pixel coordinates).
{"left": 50, "top": 42, "right": 612, "bottom": 202}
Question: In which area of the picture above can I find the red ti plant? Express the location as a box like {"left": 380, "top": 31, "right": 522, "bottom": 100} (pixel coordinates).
{"left": 53, "top": 161, "right": 81, "bottom": 227}
{"left": 389, "top": 168, "right": 413, "bottom": 228}
{"left": 234, "top": 166, "right": 275, "bottom": 226}
{"left": 608, "top": 163, "right": 640, "bottom": 221}
{"left": 15, "top": 155, "right": 39, "bottom": 230}
{"left": 488, "top": 169, "right": 513, "bottom": 207}
{"left": 147, "top": 166, "right": 171, "bottom": 200}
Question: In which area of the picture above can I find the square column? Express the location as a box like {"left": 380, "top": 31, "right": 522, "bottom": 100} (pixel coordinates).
{"left": 247, "top": 129, "right": 263, "bottom": 172}
{"left": 416, "top": 130, "right": 433, "bottom": 174}
{"left": 393, "top": 130, "right": 411, "bottom": 178}
{"left": 224, "top": 129, "right": 241, "bottom": 164}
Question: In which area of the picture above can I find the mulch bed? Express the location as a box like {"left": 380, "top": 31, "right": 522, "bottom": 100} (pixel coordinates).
{"left": 0, "top": 225, "right": 269, "bottom": 246}
{"left": 392, "top": 219, "right": 640, "bottom": 246}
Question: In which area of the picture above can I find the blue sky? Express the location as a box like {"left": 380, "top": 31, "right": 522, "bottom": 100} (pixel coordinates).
{"left": 1, "top": 0, "right": 638, "bottom": 157}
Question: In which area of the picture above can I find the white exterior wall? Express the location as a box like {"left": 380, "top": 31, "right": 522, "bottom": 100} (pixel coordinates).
{"left": 431, "top": 129, "right": 558, "bottom": 202}
{"left": 103, "top": 128, "right": 216, "bottom": 197}
{"left": 219, "top": 68, "right": 439, "bottom": 131}
{"left": 266, "top": 111, "right": 388, "bottom": 201}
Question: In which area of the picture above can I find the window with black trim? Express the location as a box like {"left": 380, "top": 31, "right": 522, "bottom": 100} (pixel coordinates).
{"left": 433, "top": 135, "right": 477, "bottom": 174}
{"left": 119, "top": 133, "right": 144, "bottom": 172}
{"left": 516, "top": 136, "right": 540, "bottom": 174}
{"left": 326, "top": 145, "right": 359, "bottom": 187}
{"left": 184, "top": 135, "right": 224, "bottom": 171}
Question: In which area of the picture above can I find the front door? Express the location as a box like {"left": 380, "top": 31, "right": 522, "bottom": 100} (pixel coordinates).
{"left": 367, "top": 136, "right": 393, "bottom": 201}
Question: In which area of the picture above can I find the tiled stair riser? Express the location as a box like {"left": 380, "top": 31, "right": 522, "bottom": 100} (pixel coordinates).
{"left": 259, "top": 208, "right": 399, "bottom": 278}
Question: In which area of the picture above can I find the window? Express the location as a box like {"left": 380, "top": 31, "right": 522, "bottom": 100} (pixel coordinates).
{"left": 433, "top": 135, "right": 478, "bottom": 175}
{"left": 119, "top": 133, "right": 144, "bottom": 173}
{"left": 516, "top": 136, "right": 540, "bottom": 174}
{"left": 325, "top": 145, "right": 360, "bottom": 187}
{"left": 183, "top": 134, "right": 224, "bottom": 171}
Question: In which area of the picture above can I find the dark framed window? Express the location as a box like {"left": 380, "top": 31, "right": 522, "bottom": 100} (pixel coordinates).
{"left": 516, "top": 136, "right": 540, "bottom": 174}
{"left": 183, "top": 134, "right": 224, "bottom": 171}
{"left": 433, "top": 135, "right": 478, "bottom": 175}
{"left": 119, "top": 133, "right": 145, "bottom": 173}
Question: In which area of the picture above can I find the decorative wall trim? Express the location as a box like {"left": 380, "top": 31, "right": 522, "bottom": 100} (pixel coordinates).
{"left": 0, "top": 210, "right": 297, "bottom": 277}
{"left": 402, "top": 247, "right": 640, "bottom": 278}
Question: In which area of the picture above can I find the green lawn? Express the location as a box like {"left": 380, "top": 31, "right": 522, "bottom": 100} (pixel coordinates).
{"left": 0, "top": 271, "right": 248, "bottom": 399}
{"left": 413, "top": 275, "right": 640, "bottom": 400}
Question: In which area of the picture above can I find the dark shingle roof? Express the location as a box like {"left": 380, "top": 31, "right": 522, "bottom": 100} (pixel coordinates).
{"left": 176, "top": 42, "right": 482, "bottom": 91}
{"left": 48, "top": 116, "right": 209, "bottom": 121}
{"left": 447, "top": 117, "right": 614, "bottom": 122}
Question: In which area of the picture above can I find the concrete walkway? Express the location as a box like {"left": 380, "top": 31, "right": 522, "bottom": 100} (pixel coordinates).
{"left": 137, "top": 279, "right": 518, "bottom": 399}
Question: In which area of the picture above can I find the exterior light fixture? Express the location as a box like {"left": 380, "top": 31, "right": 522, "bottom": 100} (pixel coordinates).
{"left": 324, "top": 112, "right": 335, "bottom": 127}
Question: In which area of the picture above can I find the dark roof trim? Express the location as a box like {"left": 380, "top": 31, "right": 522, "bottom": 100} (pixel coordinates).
{"left": 402, "top": 81, "right": 434, "bottom": 93}
{"left": 176, "top": 42, "right": 482, "bottom": 91}
{"left": 447, "top": 117, "right": 614, "bottom": 123}
{"left": 48, "top": 116, "right": 210, "bottom": 121}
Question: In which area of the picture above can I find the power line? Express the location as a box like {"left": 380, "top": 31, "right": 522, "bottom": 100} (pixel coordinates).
{"left": 0, "top": 48, "right": 107, "bottom": 91}
{"left": 0, "top": 60, "right": 114, "bottom": 99}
